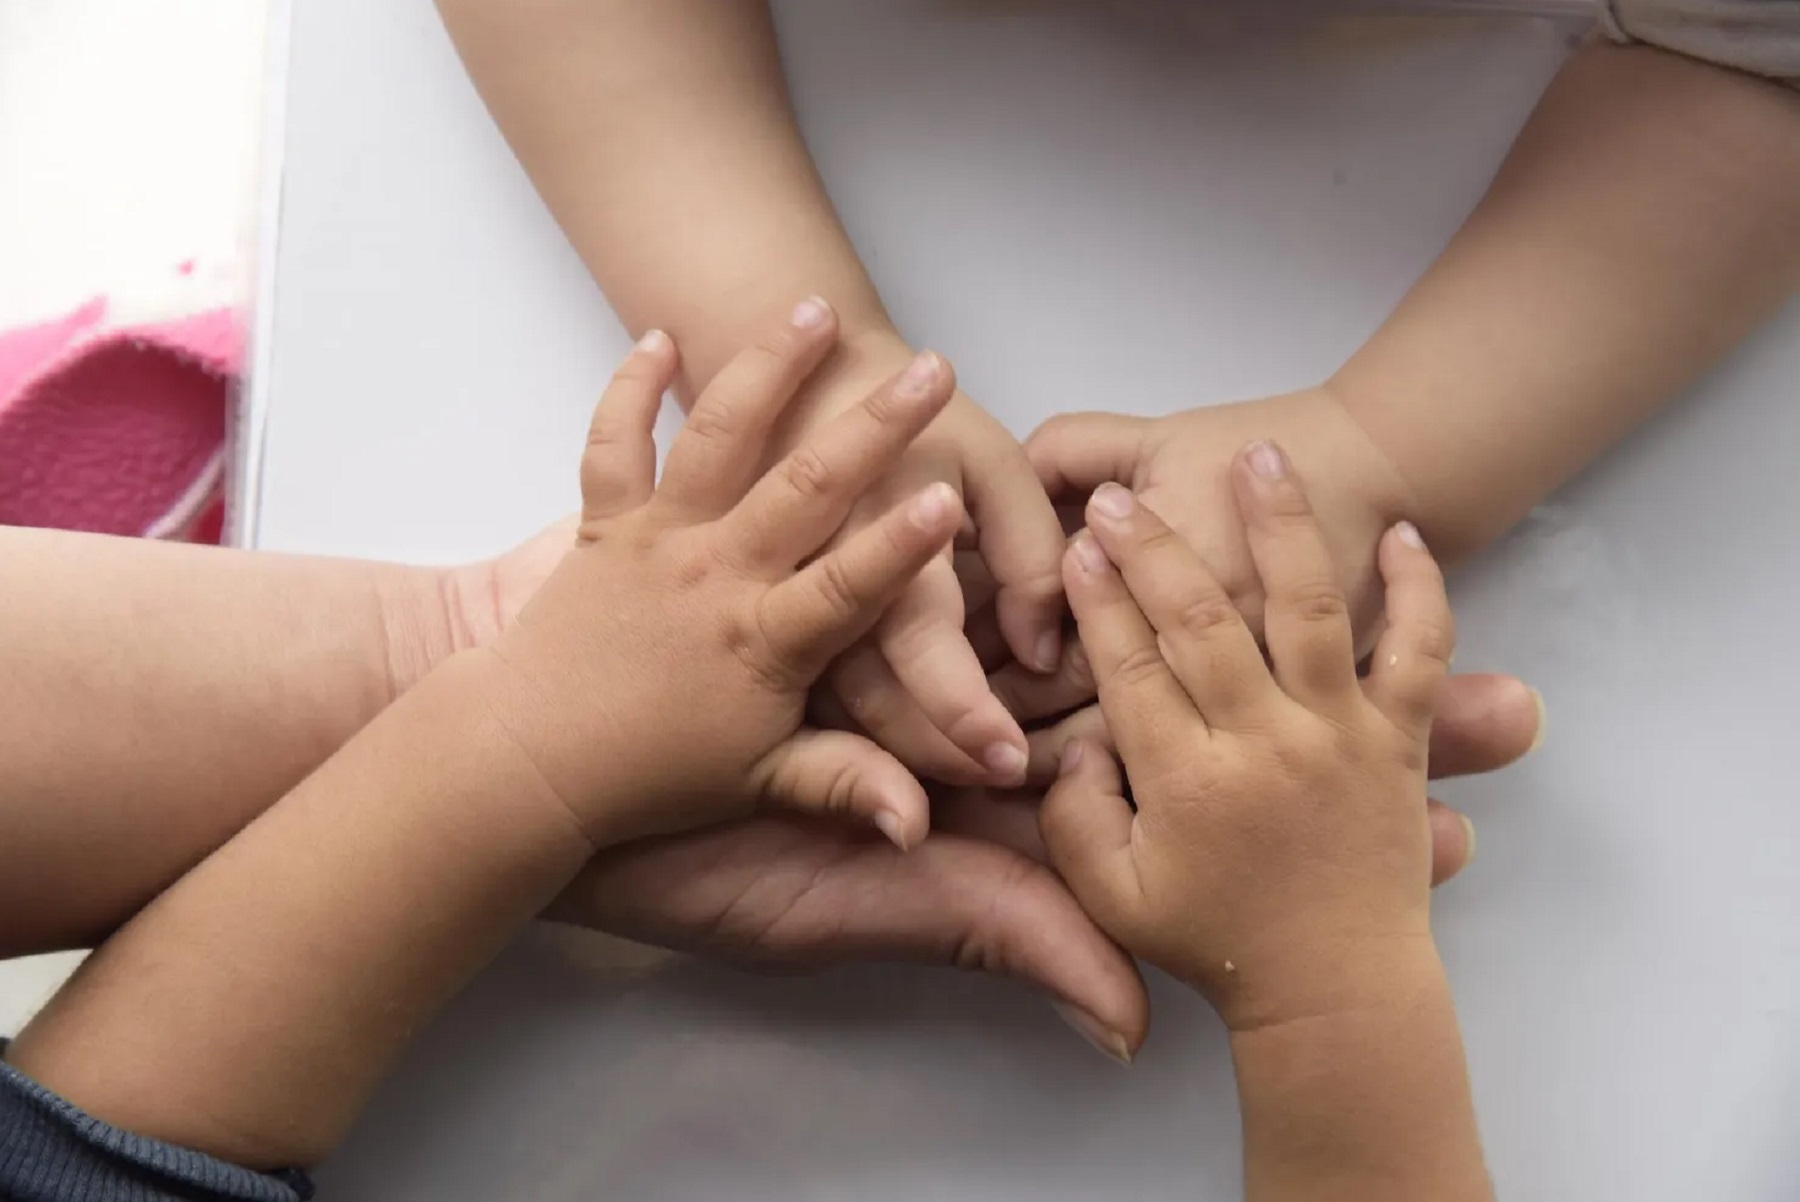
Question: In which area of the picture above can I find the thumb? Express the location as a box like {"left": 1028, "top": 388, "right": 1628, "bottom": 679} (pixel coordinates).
{"left": 1429, "top": 673, "right": 1544, "bottom": 779}
{"left": 1024, "top": 411, "right": 1150, "bottom": 501}
{"left": 1427, "top": 798, "right": 1478, "bottom": 887}
{"left": 750, "top": 730, "right": 931, "bottom": 851}
{"left": 1039, "top": 739, "right": 1140, "bottom": 933}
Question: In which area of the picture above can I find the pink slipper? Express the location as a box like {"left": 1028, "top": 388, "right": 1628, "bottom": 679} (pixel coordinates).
{"left": 0, "top": 262, "right": 244, "bottom": 543}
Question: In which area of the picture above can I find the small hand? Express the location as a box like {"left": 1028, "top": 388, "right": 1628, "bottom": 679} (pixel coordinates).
{"left": 475, "top": 304, "right": 966, "bottom": 850}
{"left": 1025, "top": 387, "right": 1413, "bottom": 643}
{"left": 788, "top": 329, "right": 1068, "bottom": 788}
{"left": 1042, "top": 441, "right": 1454, "bottom": 1030}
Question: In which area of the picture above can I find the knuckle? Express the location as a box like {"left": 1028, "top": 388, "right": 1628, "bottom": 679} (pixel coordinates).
{"left": 1133, "top": 519, "right": 1185, "bottom": 557}
{"left": 584, "top": 414, "right": 637, "bottom": 454}
{"left": 683, "top": 402, "right": 738, "bottom": 449}
{"left": 861, "top": 379, "right": 908, "bottom": 427}
{"left": 779, "top": 444, "right": 839, "bottom": 503}
{"left": 814, "top": 554, "right": 867, "bottom": 625}
{"left": 1174, "top": 591, "right": 1241, "bottom": 640}
{"left": 1281, "top": 576, "right": 1349, "bottom": 625}
{"left": 1259, "top": 483, "right": 1317, "bottom": 523}
{"left": 1110, "top": 644, "right": 1170, "bottom": 692}
{"left": 752, "top": 325, "right": 800, "bottom": 365}
{"left": 1404, "top": 615, "right": 1457, "bottom": 669}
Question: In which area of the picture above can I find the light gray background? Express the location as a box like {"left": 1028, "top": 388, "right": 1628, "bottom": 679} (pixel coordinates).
{"left": 253, "top": 2, "right": 1800, "bottom": 1198}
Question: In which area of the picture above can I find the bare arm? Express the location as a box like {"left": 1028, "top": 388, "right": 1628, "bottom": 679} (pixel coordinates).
{"left": 437, "top": 0, "right": 888, "bottom": 397}
{"left": 0, "top": 525, "right": 462, "bottom": 954}
{"left": 1230, "top": 962, "right": 1488, "bottom": 1201}
{"left": 1333, "top": 37, "right": 1800, "bottom": 562}
{"left": 3, "top": 655, "right": 591, "bottom": 1168}
{"left": 437, "top": 0, "right": 1070, "bottom": 782}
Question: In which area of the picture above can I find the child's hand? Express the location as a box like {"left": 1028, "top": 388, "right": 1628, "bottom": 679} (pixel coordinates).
{"left": 1025, "top": 388, "right": 1407, "bottom": 644}
{"left": 780, "top": 329, "right": 1067, "bottom": 789}
{"left": 476, "top": 308, "right": 965, "bottom": 851}
{"left": 1042, "top": 440, "right": 1450, "bottom": 1031}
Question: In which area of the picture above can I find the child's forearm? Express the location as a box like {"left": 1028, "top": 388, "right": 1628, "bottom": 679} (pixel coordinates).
{"left": 1230, "top": 953, "right": 1492, "bottom": 1202}
{"left": 0, "top": 526, "right": 457, "bottom": 955}
{"left": 1331, "top": 38, "right": 1800, "bottom": 564}
{"left": 3, "top": 652, "right": 594, "bottom": 1170}
{"left": 438, "top": 0, "right": 892, "bottom": 397}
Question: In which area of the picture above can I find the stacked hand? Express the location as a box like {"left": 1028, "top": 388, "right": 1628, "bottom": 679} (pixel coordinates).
{"left": 471, "top": 300, "right": 971, "bottom": 851}
{"left": 425, "top": 308, "right": 1540, "bottom": 1060}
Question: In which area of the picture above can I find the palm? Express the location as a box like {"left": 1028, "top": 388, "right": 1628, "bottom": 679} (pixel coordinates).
{"left": 545, "top": 799, "right": 1148, "bottom": 1043}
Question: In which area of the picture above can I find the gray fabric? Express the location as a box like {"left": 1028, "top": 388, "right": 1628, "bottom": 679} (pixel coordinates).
{"left": 1601, "top": 0, "right": 1800, "bottom": 86}
{"left": 0, "top": 1047, "right": 313, "bottom": 1202}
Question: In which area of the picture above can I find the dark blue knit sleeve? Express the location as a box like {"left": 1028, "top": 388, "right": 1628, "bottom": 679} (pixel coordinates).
{"left": 0, "top": 1047, "right": 314, "bottom": 1202}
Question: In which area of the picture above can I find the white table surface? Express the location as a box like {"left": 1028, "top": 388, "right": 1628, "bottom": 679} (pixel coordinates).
{"left": 254, "top": 3, "right": 1800, "bottom": 1198}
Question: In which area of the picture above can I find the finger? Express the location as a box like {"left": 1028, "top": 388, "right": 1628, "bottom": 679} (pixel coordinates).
{"left": 1363, "top": 522, "right": 1455, "bottom": 738}
{"left": 657, "top": 296, "right": 838, "bottom": 515}
{"left": 875, "top": 557, "right": 1030, "bottom": 785}
{"left": 964, "top": 600, "right": 1010, "bottom": 670}
{"left": 930, "top": 784, "right": 1047, "bottom": 864}
{"left": 758, "top": 483, "right": 963, "bottom": 680}
{"left": 989, "top": 634, "right": 1094, "bottom": 724}
{"left": 963, "top": 423, "right": 1070, "bottom": 673}
{"left": 823, "top": 647, "right": 990, "bottom": 787}
{"left": 1062, "top": 531, "right": 1202, "bottom": 779}
{"left": 555, "top": 821, "right": 1149, "bottom": 1061}
{"left": 1024, "top": 411, "right": 1149, "bottom": 501}
{"left": 1427, "top": 798, "right": 1478, "bottom": 886}
{"left": 728, "top": 351, "right": 957, "bottom": 569}
{"left": 954, "top": 548, "right": 999, "bottom": 617}
{"left": 750, "top": 730, "right": 930, "bottom": 851}
{"left": 1231, "top": 441, "right": 1360, "bottom": 709}
{"left": 1039, "top": 740, "right": 1139, "bottom": 941}
{"left": 580, "top": 329, "right": 677, "bottom": 523}
{"left": 1429, "top": 674, "right": 1544, "bottom": 779}
{"left": 1081, "top": 486, "right": 1272, "bottom": 728}
{"left": 1025, "top": 703, "right": 1112, "bottom": 789}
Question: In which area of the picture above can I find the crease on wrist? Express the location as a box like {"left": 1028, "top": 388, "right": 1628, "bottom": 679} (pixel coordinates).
{"left": 1315, "top": 375, "right": 1434, "bottom": 543}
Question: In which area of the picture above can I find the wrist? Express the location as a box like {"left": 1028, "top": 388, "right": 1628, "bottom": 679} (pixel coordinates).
{"left": 1209, "top": 929, "right": 1444, "bottom": 1035}
{"left": 370, "top": 557, "right": 522, "bottom": 703}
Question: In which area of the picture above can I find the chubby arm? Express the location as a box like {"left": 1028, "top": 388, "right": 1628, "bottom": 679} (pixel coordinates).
{"left": 0, "top": 525, "right": 465, "bottom": 955}
{"left": 436, "top": 0, "right": 890, "bottom": 396}
{"left": 1333, "top": 37, "right": 1800, "bottom": 562}
{"left": 3, "top": 656, "right": 593, "bottom": 1170}
{"left": 1229, "top": 959, "right": 1486, "bottom": 1201}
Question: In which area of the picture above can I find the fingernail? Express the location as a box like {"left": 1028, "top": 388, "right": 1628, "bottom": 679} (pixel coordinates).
{"left": 1459, "top": 813, "right": 1478, "bottom": 865}
{"left": 1034, "top": 628, "right": 1061, "bottom": 673}
{"left": 896, "top": 350, "right": 942, "bottom": 399}
{"left": 636, "top": 328, "right": 670, "bottom": 355}
{"left": 911, "top": 483, "right": 956, "bottom": 529}
{"left": 984, "top": 741, "right": 1027, "bottom": 780}
{"left": 1394, "top": 520, "right": 1426, "bottom": 550}
{"left": 1527, "top": 686, "right": 1546, "bottom": 753}
{"left": 1247, "top": 440, "right": 1286, "bottom": 480}
{"left": 1089, "top": 483, "right": 1134, "bottom": 521}
{"left": 1071, "top": 532, "right": 1109, "bottom": 574}
{"left": 1059, "top": 738, "right": 1084, "bottom": 774}
{"left": 790, "top": 295, "right": 831, "bottom": 329}
{"left": 875, "top": 811, "right": 910, "bottom": 852}
{"left": 1052, "top": 1001, "right": 1133, "bottom": 1066}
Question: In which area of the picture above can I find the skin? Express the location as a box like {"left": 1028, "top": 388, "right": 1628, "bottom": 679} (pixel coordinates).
{"left": 3, "top": 310, "right": 998, "bottom": 1169}
{"left": 435, "top": 0, "right": 1071, "bottom": 788}
{"left": 1028, "top": 38, "right": 1800, "bottom": 620}
{"left": 1045, "top": 446, "right": 1490, "bottom": 1201}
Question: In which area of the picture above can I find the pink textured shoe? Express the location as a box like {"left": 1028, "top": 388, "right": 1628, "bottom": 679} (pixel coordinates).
{"left": 0, "top": 262, "right": 243, "bottom": 543}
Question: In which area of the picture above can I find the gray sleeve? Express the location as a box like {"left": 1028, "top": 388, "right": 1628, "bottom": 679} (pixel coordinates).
{"left": 0, "top": 1050, "right": 314, "bottom": 1202}
{"left": 1599, "top": 0, "right": 1800, "bottom": 86}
